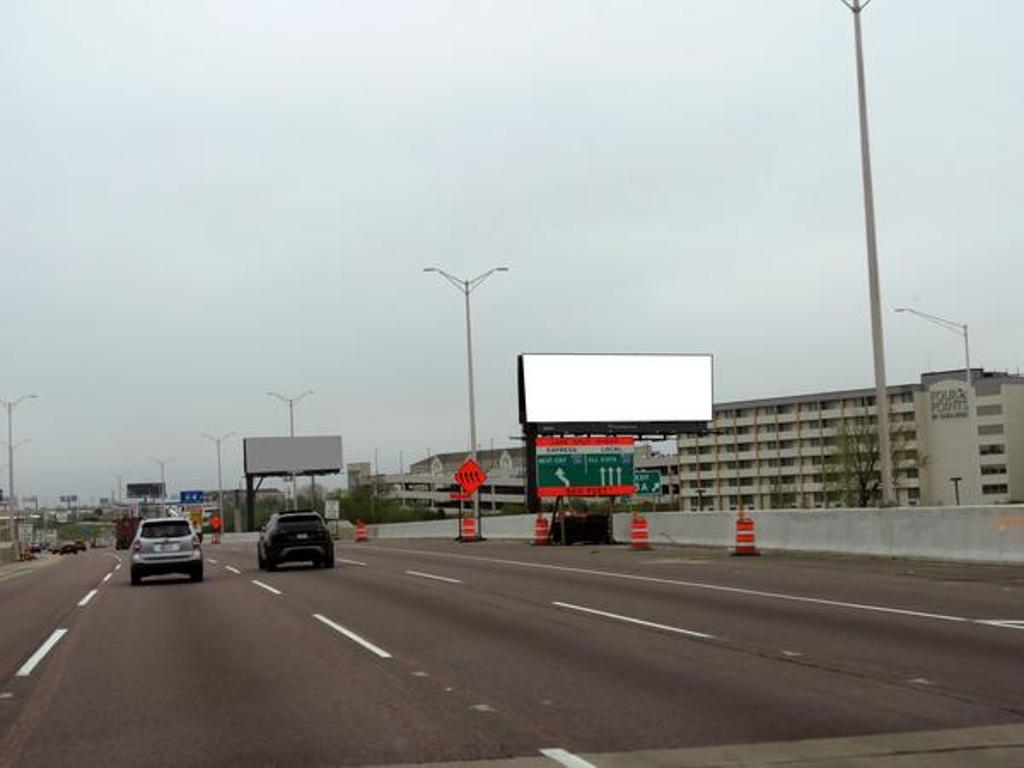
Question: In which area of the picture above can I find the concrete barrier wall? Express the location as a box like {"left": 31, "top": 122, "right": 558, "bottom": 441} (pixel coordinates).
{"left": 372, "top": 516, "right": 536, "bottom": 541}
{"left": 0, "top": 542, "right": 17, "bottom": 565}
{"left": 366, "top": 506, "right": 1024, "bottom": 564}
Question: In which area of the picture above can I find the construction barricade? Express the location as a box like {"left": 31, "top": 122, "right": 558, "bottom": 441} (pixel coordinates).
{"left": 733, "top": 508, "right": 759, "bottom": 556}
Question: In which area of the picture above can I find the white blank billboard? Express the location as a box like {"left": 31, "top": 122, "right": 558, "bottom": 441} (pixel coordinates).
{"left": 521, "top": 354, "right": 712, "bottom": 424}
{"left": 244, "top": 436, "right": 343, "bottom": 476}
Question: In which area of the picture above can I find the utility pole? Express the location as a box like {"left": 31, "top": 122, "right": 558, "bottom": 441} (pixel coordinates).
{"left": 895, "top": 307, "right": 977, "bottom": 503}
{"left": 267, "top": 390, "right": 313, "bottom": 510}
{"left": 202, "top": 432, "right": 235, "bottom": 530}
{"left": 371, "top": 448, "right": 379, "bottom": 522}
{"left": 148, "top": 456, "right": 175, "bottom": 512}
{"left": 839, "top": 0, "right": 895, "bottom": 506}
{"left": 424, "top": 266, "right": 509, "bottom": 535}
{"left": 2, "top": 395, "right": 37, "bottom": 549}
{"left": 112, "top": 474, "right": 126, "bottom": 504}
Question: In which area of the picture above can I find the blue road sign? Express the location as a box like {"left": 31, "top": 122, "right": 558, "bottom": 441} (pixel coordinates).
{"left": 180, "top": 490, "right": 205, "bottom": 504}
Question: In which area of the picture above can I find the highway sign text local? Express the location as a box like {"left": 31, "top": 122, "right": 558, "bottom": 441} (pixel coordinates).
{"left": 536, "top": 437, "right": 635, "bottom": 497}
{"left": 180, "top": 490, "right": 205, "bottom": 504}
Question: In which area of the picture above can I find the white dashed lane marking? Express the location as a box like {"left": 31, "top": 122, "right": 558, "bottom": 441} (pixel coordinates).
{"left": 77, "top": 589, "right": 99, "bottom": 607}
{"left": 540, "top": 748, "right": 599, "bottom": 768}
{"left": 251, "top": 580, "right": 282, "bottom": 596}
{"left": 552, "top": 601, "right": 715, "bottom": 640}
{"left": 406, "top": 570, "right": 462, "bottom": 585}
{"left": 16, "top": 629, "right": 69, "bottom": 677}
{"left": 312, "top": 614, "right": 392, "bottom": 659}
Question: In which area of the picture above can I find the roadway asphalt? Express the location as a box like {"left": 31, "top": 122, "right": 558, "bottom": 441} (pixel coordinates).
{"left": 1, "top": 539, "right": 1022, "bottom": 767}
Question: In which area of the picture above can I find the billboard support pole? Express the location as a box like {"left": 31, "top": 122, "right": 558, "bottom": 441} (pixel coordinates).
{"left": 524, "top": 423, "right": 539, "bottom": 516}
{"left": 245, "top": 474, "right": 255, "bottom": 532}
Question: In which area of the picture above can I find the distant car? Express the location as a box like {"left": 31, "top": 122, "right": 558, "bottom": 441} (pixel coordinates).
{"left": 130, "top": 517, "right": 203, "bottom": 586}
{"left": 58, "top": 543, "right": 79, "bottom": 555}
{"left": 73, "top": 540, "right": 87, "bottom": 552}
{"left": 258, "top": 512, "right": 334, "bottom": 571}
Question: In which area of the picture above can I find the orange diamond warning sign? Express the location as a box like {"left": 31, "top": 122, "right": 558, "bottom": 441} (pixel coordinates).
{"left": 454, "top": 457, "right": 487, "bottom": 496}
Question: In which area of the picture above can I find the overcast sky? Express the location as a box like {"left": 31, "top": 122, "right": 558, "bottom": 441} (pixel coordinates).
{"left": 3, "top": 1, "right": 1021, "bottom": 504}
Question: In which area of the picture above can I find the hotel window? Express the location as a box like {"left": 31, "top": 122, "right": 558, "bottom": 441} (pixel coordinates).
{"left": 978, "top": 424, "right": 1004, "bottom": 436}
{"left": 977, "top": 404, "right": 1002, "bottom": 416}
{"left": 980, "top": 444, "right": 1006, "bottom": 456}
{"left": 981, "top": 465, "right": 1007, "bottom": 476}
{"left": 983, "top": 484, "right": 1009, "bottom": 495}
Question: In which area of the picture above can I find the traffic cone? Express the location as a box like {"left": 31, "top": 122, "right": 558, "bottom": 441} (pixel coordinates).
{"left": 732, "top": 507, "right": 759, "bottom": 556}
{"left": 532, "top": 513, "right": 550, "bottom": 546}
{"left": 629, "top": 512, "right": 651, "bottom": 550}
{"left": 460, "top": 516, "right": 479, "bottom": 542}
{"left": 355, "top": 519, "right": 368, "bottom": 543}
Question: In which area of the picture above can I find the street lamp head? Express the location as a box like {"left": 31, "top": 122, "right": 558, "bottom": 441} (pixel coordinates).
{"left": 423, "top": 267, "right": 439, "bottom": 273}
{"left": 894, "top": 307, "right": 908, "bottom": 313}
{"left": 495, "top": 267, "right": 510, "bottom": 272}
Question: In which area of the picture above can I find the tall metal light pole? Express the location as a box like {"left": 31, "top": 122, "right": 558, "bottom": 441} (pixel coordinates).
{"left": 267, "top": 390, "right": 313, "bottom": 509}
{"left": 148, "top": 456, "right": 176, "bottom": 510}
{"left": 839, "top": 0, "right": 895, "bottom": 506}
{"left": 2, "top": 394, "right": 37, "bottom": 548}
{"left": 202, "top": 432, "right": 236, "bottom": 530}
{"left": 895, "top": 307, "right": 976, "bottom": 503}
{"left": 424, "top": 266, "right": 509, "bottom": 533}
{"left": 112, "top": 473, "right": 126, "bottom": 504}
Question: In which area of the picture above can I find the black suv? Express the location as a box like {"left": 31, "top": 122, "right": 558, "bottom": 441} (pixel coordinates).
{"left": 257, "top": 512, "right": 334, "bottom": 571}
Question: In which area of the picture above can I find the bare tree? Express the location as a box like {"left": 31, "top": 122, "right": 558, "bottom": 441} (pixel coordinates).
{"left": 823, "top": 418, "right": 917, "bottom": 507}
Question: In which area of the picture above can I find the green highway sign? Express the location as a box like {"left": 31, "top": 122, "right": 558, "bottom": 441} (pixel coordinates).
{"left": 634, "top": 470, "right": 662, "bottom": 496}
{"left": 536, "top": 437, "right": 635, "bottom": 498}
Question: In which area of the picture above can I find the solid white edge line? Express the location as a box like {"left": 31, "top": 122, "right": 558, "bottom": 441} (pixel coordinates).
{"left": 553, "top": 601, "right": 715, "bottom": 640}
{"left": 251, "top": 579, "right": 282, "bottom": 595}
{"left": 16, "top": 629, "right": 69, "bottom": 677}
{"left": 312, "top": 614, "right": 392, "bottom": 659}
{"left": 540, "top": 748, "right": 599, "bottom": 768}
{"left": 374, "top": 546, "right": 972, "bottom": 625}
{"left": 77, "top": 589, "right": 99, "bottom": 607}
{"left": 406, "top": 570, "right": 462, "bottom": 584}
{"left": 224, "top": 565, "right": 241, "bottom": 574}
{"left": 102, "top": 573, "right": 112, "bottom": 583}
{"left": 336, "top": 558, "right": 367, "bottom": 567}
{"left": 207, "top": 558, "right": 218, "bottom": 564}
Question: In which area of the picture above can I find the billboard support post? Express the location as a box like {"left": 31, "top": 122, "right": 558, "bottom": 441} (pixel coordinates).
{"left": 524, "top": 423, "right": 539, "bottom": 516}
{"left": 245, "top": 474, "right": 255, "bottom": 532}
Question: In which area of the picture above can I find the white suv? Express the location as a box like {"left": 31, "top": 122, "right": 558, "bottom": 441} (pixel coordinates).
{"left": 130, "top": 517, "right": 204, "bottom": 585}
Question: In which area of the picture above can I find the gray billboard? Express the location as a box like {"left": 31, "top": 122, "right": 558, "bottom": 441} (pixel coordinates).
{"left": 243, "top": 436, "right": 343, "bottom": 477}
{"left": 126, "top": 483, "right": 164, "bottom": 499}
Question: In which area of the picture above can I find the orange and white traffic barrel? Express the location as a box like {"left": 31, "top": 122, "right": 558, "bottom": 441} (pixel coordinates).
{"left": 532, "top": 513, "right": 550, "bottom": 546}
{"left": 460, "top": 516, "right": 478, "bottom": 542}
{"left": 629, "top": 512, "right": 651, "bottom": 550}
{"left": 733, "top": 508, "right": 759, "bottom": 556}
